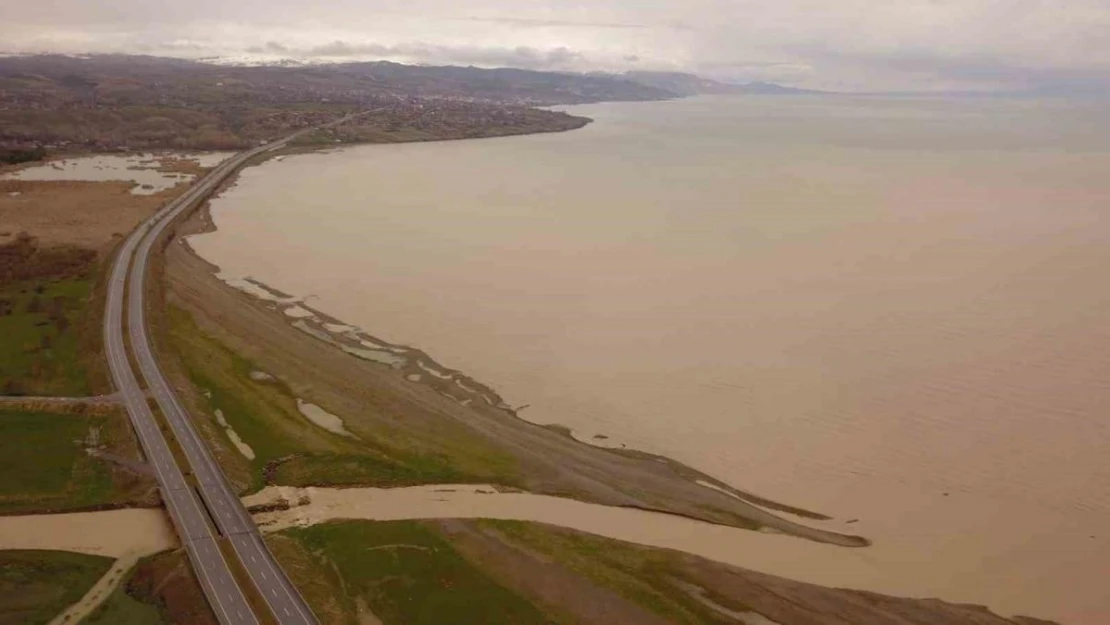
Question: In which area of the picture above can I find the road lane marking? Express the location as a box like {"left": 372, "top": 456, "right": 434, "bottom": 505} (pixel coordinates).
{"left": 114, "top": 132, "right": 338, "bottom": 624}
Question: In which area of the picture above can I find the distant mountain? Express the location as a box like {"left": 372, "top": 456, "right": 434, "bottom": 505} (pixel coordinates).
{"left": 734, "top": 81, "right": 826, "bottom": 95}
{"left": 0, "top": 54, "right": 672, "bottom": 106}
{"left": 325, "top": 62, "right": 674, "bottom": 104}
{"left": 617, "top": 71, "right": 825, "bottom": 96}
{"left": 616, "top": 71, "right": 727, "bottom": 96}
{"left": 193, "top": 60, "right": 814, "bottom": 100}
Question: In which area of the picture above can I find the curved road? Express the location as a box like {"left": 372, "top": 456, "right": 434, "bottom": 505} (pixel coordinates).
{"left": 128, "top": 139, "right": 317, "bottom": 624}
{"left": 105, "top": 118, "right": 364, "bottom": 624}
{"left": 105, "top": 191, "right": 261, "bottom": 625}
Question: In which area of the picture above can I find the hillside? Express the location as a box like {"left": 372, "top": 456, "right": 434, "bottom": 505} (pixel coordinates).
{"left": 0, "top": 54, "right": 668, "bottom": 153}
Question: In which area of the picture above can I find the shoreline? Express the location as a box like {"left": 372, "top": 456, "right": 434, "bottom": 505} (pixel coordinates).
{"left": 156, "top": 139, "right": 870, "bottom": 549}
{"left": 218, "top": 271, "right": 834, "bottom": 523}
{"left": 0, "top": 111, "right": 1079, "bottom": 625}
{"left": 0, "top": 107, "right": 592, "bottom": 179}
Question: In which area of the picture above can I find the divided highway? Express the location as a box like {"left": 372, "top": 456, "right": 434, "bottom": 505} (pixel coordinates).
{"left": 104, "top": 185, "right": 262, "bottom": 625}
{"left": 104, "top": 121, "right": 353, "bottom": 624}
{"left": 128, "top": 140, "right": 316, "bottom": 623}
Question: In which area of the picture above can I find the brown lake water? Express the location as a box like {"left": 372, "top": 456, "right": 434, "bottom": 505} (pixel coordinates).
{"left": 192, "top": 96, "right": 1110, "bottom": 624}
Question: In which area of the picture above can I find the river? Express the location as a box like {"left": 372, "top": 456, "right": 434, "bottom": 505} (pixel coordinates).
{"left": 191, "top": 95, "right": 1110, "bottom": 624}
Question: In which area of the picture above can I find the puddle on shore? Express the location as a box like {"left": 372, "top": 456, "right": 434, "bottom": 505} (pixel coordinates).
{"left": 220, "top": 275, "right": 300, "bottom": 302}
{"left": 0, "top": 508, "right": 175, "bottom": 557}
{"left": 283, "top": 305, "right": 315, "bottom": 319}
{"left": 207, "top": 273, "right": 512, "bottom": 404}
{"left": 296, "top": 399, "right": 357, "bottom": 438}
{"left": 215, "top": 408, "right": 256, "bottom": 460}
{"left": 340, "top": 344, "right": 407, "bottom": 367}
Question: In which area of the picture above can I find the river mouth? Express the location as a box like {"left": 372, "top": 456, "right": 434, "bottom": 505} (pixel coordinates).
{"left": 189, "top": 95, "right": 1110, "bottom": 623}
{"left": 245, "top": 484, "right": 854, "bottom": 564}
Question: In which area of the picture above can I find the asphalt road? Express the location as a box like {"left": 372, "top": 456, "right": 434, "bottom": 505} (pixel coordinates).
{"left": 103, "top": 118, "right": 366, "bottom": 624}
{"left": 104, "top": 193, "right": 261, "bottom": 625}
{"left": 127, "top": 141, "right": 318, "bottom": 624}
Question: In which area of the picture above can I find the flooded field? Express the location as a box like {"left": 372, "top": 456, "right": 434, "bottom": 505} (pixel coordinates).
{"left": 192, "top": 95, "right": 1110, "bottom": 623}
{"left": 2, "top": 151, "right": 231, "bottom": 194}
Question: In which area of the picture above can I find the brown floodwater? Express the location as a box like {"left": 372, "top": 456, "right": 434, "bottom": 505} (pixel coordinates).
{"left": 192, "top": 95, "right": 1110, "bottom": 624}
{"left": 0, "top": 508, "right": 175, "bottom": 557}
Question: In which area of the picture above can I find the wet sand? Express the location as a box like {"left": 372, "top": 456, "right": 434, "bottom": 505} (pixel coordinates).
{"left": 295, "top": 399, "right": 358, "bottom": 438}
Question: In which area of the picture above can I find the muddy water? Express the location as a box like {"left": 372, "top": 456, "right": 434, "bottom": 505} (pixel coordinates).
{"left": 192, "top": 96, "right": 1110, "bottom": 623}
{"left": 1, "top": 152, "right": 230, "bottom": 194}
{"left": 0, "top": 508, "right": 175, "bottom": 557}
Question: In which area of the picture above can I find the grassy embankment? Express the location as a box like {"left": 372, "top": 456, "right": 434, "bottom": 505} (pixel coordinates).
{"left": 84, "top": 550, "right": 214, "bottom": 625}
{"left": 0, "top": 550, "right": 113, "bottom": 625}
{"left": 270, "top": 521, "right": 554, "bottom": 625}
{"left": 0, "top": 233, "right": 104, "bottom": 396}
{"left": 82, "top": 585, "right": 163, "bottom": 625}
{"left": 480, "top": 520, "right": 744, "bottom": 624}
{"left": 79, "top": 519, "right": 742, "bottom": 625}
{"left": 163, "top": 305, "right": 522, "bottom": 492}
{"left": 0, "top": 407, "right": 152, "bottom": 514}
{"left": 268, "top": 519, "right": 751, "bottom": 625}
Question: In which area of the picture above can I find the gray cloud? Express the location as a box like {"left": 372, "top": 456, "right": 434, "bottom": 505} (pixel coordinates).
{"left": 265, "top": 39, "right": 585, "bottom": 70}
{"left": 245, "top": 41, "right": 291, "bottom": 54}
{"left": 788, "top": 45, "right": 1110, "bottom": 93}
{"left": 451, "top": 17, "right": 653, "bottom": 30}
{"left": 1, "top": 0, "right": 1109, "bottom": 92}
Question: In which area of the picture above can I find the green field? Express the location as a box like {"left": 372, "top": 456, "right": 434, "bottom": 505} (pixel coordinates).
{"left": 83, "top": 550, "right": 215, "bottom": 625}
{"left": 481, "top": 520, "right": 745, "bottom": 624}
{"left": 0, "top": 278, "right": 92, "bottom": 396}
{"left": 81, "top": 580, "right": 163, "bottom": 625}
{"left": 167, "top": 306, "right": 517, "bottom": 491}
{"left": 0, "top": 550, "right": 112, "bottom": 625}
{"left": 276, "top": 521, "right": 553, "bottom": 625}
{"left": 0, "top": 409, "right": 147, "bottom": 514}
{"left": 272, "top": 520, "right": 754, "bottom": 625}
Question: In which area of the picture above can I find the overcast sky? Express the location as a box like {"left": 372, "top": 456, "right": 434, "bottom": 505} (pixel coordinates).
{"left": 2, "top": 0, "right": 1109, "bottom": 91}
